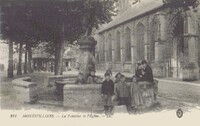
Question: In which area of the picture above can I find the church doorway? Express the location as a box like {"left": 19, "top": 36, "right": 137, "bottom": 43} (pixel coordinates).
{"left": 167, "top": 15, "right": 185, "bottom": 78}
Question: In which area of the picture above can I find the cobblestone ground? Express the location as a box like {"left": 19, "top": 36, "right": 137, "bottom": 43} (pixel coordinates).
{"left": 1, "top": 71, "right": 200, "bottom": 113}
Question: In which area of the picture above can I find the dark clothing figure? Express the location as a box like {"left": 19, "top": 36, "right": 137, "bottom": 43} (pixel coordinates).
{"left": 101, "top": 80, "right": 114, "bottom": 95}
{"left": 118, "top": 97, "right": 129, "bottom": 106}
{"left": 101, "top": 79, "right": 114, "bottom": 112}
{"left": 135, "top": 67, "right": 143, "bottom": 82}
{"left": 140, "top": 65, "right": 154, "bottom": 83}
{"left": 102, "top": 95, "right": 113, "bottom": 108}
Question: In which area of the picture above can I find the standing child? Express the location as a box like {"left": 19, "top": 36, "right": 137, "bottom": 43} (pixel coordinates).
{"left": 101, "top": 73, "right": 115, "bottom": 113}
{"left": 130, "top": 76, "right": 144, "bottom": 109}
{"left": 115, "top": 75, "right": 130, "bottom": 108}
{"left": 114, "top": 72, "right": 122, "bottom": 84}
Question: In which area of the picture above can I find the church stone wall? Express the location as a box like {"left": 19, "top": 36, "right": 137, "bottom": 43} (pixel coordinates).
{"left": 96, "top": 7, "right": 200, "bottom": 79}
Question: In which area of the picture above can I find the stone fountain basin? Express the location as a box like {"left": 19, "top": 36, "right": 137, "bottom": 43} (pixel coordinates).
{"left": 63, "top": 84, "right": 104, "bottom": 112}
{"left": 12, "top": 77, "right": 38, "bottom": 104}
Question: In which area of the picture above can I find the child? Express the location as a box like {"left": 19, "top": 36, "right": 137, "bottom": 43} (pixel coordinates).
{"left": 106, "top": 68, "right": 112, "bottom": 76}
{"left": 105, "top": 69, "right": 115, "bottom": 82}
{"left": 87, "top": 69, "right": 98, "bottom": 84}
{"left": 114, "top": 72, "right": 122, "bottom": 84}
{"left": 115, "top": 75, "right": 130, "bottom": 107}
{"left": 135, "top": 62, "right": 143, "bottom": 82}
{"left": 101, "top": 73, "right": 114, "bottom": 113}
{"left": 75, "top": 72, "right": 85, "bottom": 84}
{"left": 130, "top": 76, "right": 144, "bottom": 109}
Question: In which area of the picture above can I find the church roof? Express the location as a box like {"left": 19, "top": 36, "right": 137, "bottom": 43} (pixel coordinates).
{"left": 98, "top": 0, "right": 164, "bottom": 33}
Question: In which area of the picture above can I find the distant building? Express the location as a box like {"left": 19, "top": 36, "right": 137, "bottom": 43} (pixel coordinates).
{"left": 32, "top": 42, "right": 76, "bottom": 72}
{"left": 96, "top": 0, "right": 200, "bottom": 79}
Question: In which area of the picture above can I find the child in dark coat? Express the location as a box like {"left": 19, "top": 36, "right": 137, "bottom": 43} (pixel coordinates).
{"left": 101, "top": 73, "right": 114, "bottom": 112}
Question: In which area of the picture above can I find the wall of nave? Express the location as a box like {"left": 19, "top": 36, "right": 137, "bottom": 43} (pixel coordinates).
{"left": 96, "top": 7, "right": 200, "bottom": 79}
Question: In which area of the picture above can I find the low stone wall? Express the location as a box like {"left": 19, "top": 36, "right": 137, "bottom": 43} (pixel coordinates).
{"left": 12, "top": 77, "right": 38, "bottom": 103}
{"left": 63, "top": 84, "right": 104, "bottom": 111}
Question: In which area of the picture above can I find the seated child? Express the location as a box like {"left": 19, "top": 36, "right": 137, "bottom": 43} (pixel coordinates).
{"left": 115, "top": 75, "right": 130, "bottom": 107}
{"left": 87, "top": 69, "right": 98, "bottom": 84}
{"left": 130, "top": 76, "right": 144, "bottom": 108}
{"left": 101, "top": 73, "right": 115, "bottom": 112}
{"left": 75, "top": 72, "right": 85, "bottom": 84}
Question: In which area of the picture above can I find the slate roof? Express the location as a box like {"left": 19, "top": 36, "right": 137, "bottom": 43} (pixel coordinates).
{"left": 98, "top": 0, "right": 164, "bottom": 33}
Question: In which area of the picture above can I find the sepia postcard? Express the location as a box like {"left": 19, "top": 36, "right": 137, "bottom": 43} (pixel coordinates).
{"left": 0, "top": 0, "right": 200, "bottom": 126}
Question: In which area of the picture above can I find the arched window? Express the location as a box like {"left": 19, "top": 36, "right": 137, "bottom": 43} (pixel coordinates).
{"left": 116, "top": 31, "right": 121, "bottom": 62}
{"left": 125, "top": 27, "right": 131, "bottom": 61}
{"left": 107, "top": 34, "right": 112, "bottom": 62}
{"left": 150, "top": 17, "right": 159, "bottom": 62}
{"left": 136, "top": 22, "right": 145, "bottom": 61}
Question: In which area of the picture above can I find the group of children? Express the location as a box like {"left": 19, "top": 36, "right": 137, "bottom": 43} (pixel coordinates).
{"left": 101, "top": 72, "right": 144, "bottom": 113}
{"left": 75, "top": 61, "right": 155, "bottom": 113}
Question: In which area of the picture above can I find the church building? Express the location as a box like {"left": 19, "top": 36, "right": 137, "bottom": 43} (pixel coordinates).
{"left": 95, "top": 0, "right": 200, "bottom": 80}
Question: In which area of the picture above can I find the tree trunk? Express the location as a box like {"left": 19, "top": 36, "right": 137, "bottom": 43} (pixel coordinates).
{"left": 17, "top": 43, "right": 23, "bottom": 75}
{"left": 24, "top": 44, "right": 28, "bottom": 74}
{"left": 54, "top": 39, "right": 65, "bottom": 75}
{"left": 54, "top": 24, "right": 65, "bottom": 75}
{"left": 7, "top": 41, "right": 14, "bottom": 78}
{"left": 27, "top": 45, "right": 33, "bottom": 73}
